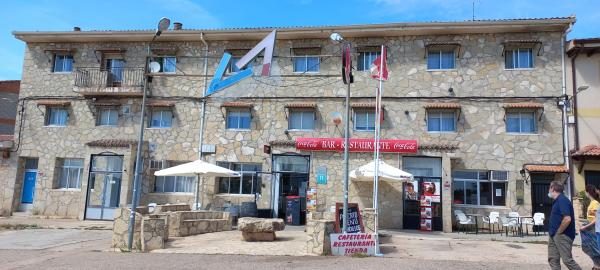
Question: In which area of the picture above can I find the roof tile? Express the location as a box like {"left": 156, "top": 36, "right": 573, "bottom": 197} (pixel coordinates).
{"left": 86, "top": 139, "right": 137, "bottom": 148}
{"left": 524, "top": 164, "right": 568, "bottom": 173}
{"left": 424, "top": 103, "right": 461, "bottom": 109}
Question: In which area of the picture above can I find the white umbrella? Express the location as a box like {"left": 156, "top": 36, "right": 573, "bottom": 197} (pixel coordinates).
{"left": 154, "top": 159, "right": 240, "bottom": 177}
{"left": 154, "top": 160, "right": 240, "bottom": 210}
{"left": 350, "top": 160, "right": 413, "bottom": 182}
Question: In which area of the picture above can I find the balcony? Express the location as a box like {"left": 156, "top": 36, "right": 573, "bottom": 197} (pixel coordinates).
{"left": 74, "top": 67, "right": 145, "bottom": 97}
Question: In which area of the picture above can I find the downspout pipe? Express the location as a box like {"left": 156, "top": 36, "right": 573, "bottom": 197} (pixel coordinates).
{"left": 194, "top": 32, "right": 209, "bottom": 210}
{"left": 570, "top": 50, "right": 580, "bottom": 151}
{"left": 561, "top": 25, "right": 572, "bottom": 198}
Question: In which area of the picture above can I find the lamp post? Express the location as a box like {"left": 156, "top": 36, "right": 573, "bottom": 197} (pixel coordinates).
{"left": 127, "top": 17, "right": 171, "bottom": 251}
{"left": 330, "top": 33, "right": 351, "bottom": 233}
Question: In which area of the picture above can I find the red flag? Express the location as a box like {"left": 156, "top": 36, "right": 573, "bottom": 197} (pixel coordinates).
{"left": 370, "top": 46, "right": 388, "bottom": 81}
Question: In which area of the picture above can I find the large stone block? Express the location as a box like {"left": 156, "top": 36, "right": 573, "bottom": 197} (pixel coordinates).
{"left": 306, "top": 220, "right": 335, "bottom": 255}
{"left": 111, "top": 207, "right": 143, "bottom": 251}
{"left": 242, "top": 231, "right": 276, "bottom": 241}
{"left": 141, "top": 218, "right": 165, "bottom": 252}
{"left": 237, "top": 217, "right": 285, "bottom": 233}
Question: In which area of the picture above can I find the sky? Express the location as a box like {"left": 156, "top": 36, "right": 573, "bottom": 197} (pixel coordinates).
{"left": 0, "top": 0, "right": 598, "bottom": 80}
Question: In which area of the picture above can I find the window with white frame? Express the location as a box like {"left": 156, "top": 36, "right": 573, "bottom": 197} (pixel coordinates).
{"left": 293, "top": 56, "right": 320, "bottom": 72}
{"left": 354, "top": 110, "right": 376, "bottom": 131}
{"left": 153, "top": 56, "right": 177, "bottom": 73}
{"left": 427, "top": 110, "right": 456, "bottom": 132}
{"left": 427, "top": 50, "right": 455, "bottom": 70}
{"left": 226, "top": 108, "right": 251, "bottom": 130}
{"left": 506, "top": 111, "right": 536, "bottom": 133}
{"left": 45, "top": 107, "right": 68, "bottom": 126}
{"left": 149, "top": 109, "right": 173, "bottom": 128}
{"left": 97, "top": 107, "right": 119, "bottom": 126}
{"left": 154, "top": 161, "right": 196, "bottom": 193}
{"left": 505, "top": 48, "right": 534, "bottom": 69}
{"left": 452, "top": 170, "right": 507, "bottom": 206}
{"left": 288, "top": 109, "right": 315, "bottom": 130}
{"left": 217, "top": 162, "right": 262, "bottom": 194}
{"left": 57, "top": 158, "right": 84, "bottom": 189}
{"left": 357, "top": 51, "right": 380, "bottom": 71}
{"left": 229, "top": 55, "right": 254, "bottom": 73}
{"left": 53, "top": 54, "right": 73, "bottom": 73}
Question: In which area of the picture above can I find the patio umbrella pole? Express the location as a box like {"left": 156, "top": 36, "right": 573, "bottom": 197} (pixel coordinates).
{"left": 373, "top": 45, "right": 385, "bottom": 257}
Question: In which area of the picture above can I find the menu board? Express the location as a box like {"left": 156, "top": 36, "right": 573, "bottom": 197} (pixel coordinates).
{"left": 335, "top": 202, "right": 364, "bottom": 233}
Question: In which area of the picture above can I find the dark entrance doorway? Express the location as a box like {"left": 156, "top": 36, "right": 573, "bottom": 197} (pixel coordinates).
{"left": 531, "top": 173, "right": 554, "bottom": 231}
{"left": 402, "top": 157, "right": 443, "bottom": 231}
{"left": 272, "top": 154, "right": 310, "bottom": 225}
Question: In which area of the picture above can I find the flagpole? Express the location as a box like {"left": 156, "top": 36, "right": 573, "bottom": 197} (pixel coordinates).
{"left": 373, "top": 44, "right": 385, "bottom": 257}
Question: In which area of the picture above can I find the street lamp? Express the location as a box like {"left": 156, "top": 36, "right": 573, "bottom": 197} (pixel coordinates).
{"left": 330, "top": 32, "right": 351, "bottom": 233}
{"left": 127, "top": 17, "right": 171, "bottom": 251}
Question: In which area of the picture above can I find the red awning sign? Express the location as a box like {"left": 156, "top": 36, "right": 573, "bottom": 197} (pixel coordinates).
{"left": 295, "top": 138, "right": 417, "bottom": 153}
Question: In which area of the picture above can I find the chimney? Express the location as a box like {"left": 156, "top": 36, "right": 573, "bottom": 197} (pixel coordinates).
{"left": 173, "top": 22, "right": 182, "bottom": 30}
{"left": 73, "top": 26, "right": 81, "bottom": 31}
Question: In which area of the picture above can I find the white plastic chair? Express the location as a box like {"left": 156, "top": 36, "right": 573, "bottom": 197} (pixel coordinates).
{"left": 529, "top": 213, "right": 545, "bottom": 236}
{"left": 499, "top": 215, "right": 519, "bottom": 236}
{"left": 482, "top": 211, "right": 500, "bottom": 234}
{"left": 456, "top": 212, "right": 476, "bottom": 234}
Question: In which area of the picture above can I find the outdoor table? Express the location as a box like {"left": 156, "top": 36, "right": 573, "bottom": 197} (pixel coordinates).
{"left": 467, "top": 214, "right": 485, "bottom": 235}
{"left": 515, "top": 216, "right": 533, "bottom": 237}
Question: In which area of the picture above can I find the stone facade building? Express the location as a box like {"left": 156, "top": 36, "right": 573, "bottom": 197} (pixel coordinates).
{"left": 2, "top": 17, "right": 574, "bottom": 232}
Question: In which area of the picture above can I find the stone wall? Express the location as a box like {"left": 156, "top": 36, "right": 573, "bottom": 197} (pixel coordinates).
{"left": 306, "top": 220, "right": 336, "bottom": 255}
{"left": 141, "top": 217, "right": 166, "bottom": 252}
{"left": 112, "top": 207, "right": 143, "bottom": 251}
{"left": 0, "top": 153, "right": 18, "bottom": 216}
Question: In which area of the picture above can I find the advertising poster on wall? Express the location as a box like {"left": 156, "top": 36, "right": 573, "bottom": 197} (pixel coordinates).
{"left": 420, "top": 218, "right": 432, "bottom": 231}
{"left": 420, "top": 206, "right": 433, "bottom": 219}
{"left": 404, "top": 181, "right": 419, "bottom": 200}
{"left": 423, "top": 181, "right": 440, "bottom": 203}
{"left": 306, "top": 188, "right": 317, "bottom": 212}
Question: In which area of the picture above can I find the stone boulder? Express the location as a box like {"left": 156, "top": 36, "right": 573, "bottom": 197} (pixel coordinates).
{"left": 237, "top": 218, "right": 285, "bottom": 241}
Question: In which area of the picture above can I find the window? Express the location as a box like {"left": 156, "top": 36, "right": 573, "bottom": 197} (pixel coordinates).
{"left": 506, "top": 111, "right": 536, "bottom": 133}
{"left": 354, "top": 110, "right": 375, "bottom": 131}
{"left": 427, "top": 50, "right": 455, "bottom": 70}
{"left": 288, "top": 109, "right": 315, "bottom": 130}
{"left": 150, "top": 109, "right": 173, "bottom": 128}
{"left": 153, "top": 56, "right": 176, "bottom": 73}
{"left": 97, "top": 107, "right": 119, "bottom": 126}
{"left": 53, "top": 54, "right": 73, "bottom": 73}
{"left": 226, "top": 108, "right": 251, "bottom": 129}
{"left": 357, "top": 51, "right": 380, "bottom": 71}
{"left": 229, "top": 56, "right": 254, "bottom": 73}
{"left": 452, "top": 170, "right": 507, "bottom": 206}
{"left": 154, "top": 161, "right": 195, "bottom": 193}
{"left": 293, "top": 56, "right": 320, "bottom": 72}
{"left": 217, "top": 162, "right": 262, "bottom": 194}
{"left": 57, "top": 158, "right": 84, "bottom": 189}
{"left": 45, "top": 107, "right": 68, "bottom": 126}
{"left": 505, "top": 48, "right": 533, "bottom": 69}
{"left": 427, "top": 111, "right": 456, "bottom": 132}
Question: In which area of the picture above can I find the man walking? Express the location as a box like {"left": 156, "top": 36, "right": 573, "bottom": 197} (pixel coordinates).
{"left": 548, "top": 181, "right": 582, "bottom": 270}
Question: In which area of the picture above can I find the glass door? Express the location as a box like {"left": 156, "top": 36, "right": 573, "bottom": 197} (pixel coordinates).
{"left": 106, "top": 59, "right": 124, "bottom": 87}
{"left": 85, "top": 155, "right": 123, "bottom": 220}
{"left": 402, "top": 157, "right": 443, "bottom": 231}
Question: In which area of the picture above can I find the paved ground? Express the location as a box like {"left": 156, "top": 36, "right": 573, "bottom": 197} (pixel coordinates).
{"left": 154, "top": 225, "right": 308, "bottom": 256}
{"left": 0, "top": 216, "right": 595, "bottom": 269}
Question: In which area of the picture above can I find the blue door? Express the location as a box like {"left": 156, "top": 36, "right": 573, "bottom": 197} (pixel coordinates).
{"left": 21, "top": 171, "right": 37, "bottom": 204}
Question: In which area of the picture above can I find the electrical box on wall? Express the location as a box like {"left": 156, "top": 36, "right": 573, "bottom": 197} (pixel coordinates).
{"left": 568, "top": 115, "right": 575, "bottom": 124}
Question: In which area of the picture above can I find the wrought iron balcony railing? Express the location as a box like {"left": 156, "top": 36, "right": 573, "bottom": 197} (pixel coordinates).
{"left": 74, "top": 67, "right": 145, "bottom": 96}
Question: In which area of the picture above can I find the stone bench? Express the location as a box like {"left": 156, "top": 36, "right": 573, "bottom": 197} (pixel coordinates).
{"left": 179, "top": 219, "right": 229, "bottom": 236}
{"left": 153, "top": 203, "right": 191, "bottom": 214}
{"left": 238, "top": 217, "right": 285, "bottom": 241}
{"left": 168, "top": 210, "right": 232, "bottom": 237}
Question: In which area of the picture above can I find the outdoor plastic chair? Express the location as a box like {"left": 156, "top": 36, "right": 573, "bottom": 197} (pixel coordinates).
{"left": 499, "top": 215, "right": 519, "bottom": 236}
{"left": 456, "top": 212, "right": 476, "bottom": 234}
{"left": 531, "top": 213, "right": 545, "bottom": 236}
{"left": 482, "top": 211, "right": 500, "bottom": 234}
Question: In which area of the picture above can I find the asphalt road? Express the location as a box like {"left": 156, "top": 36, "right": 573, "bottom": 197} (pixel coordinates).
{"left": 0, "top": 250, "right": 550, "bottom": 270}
